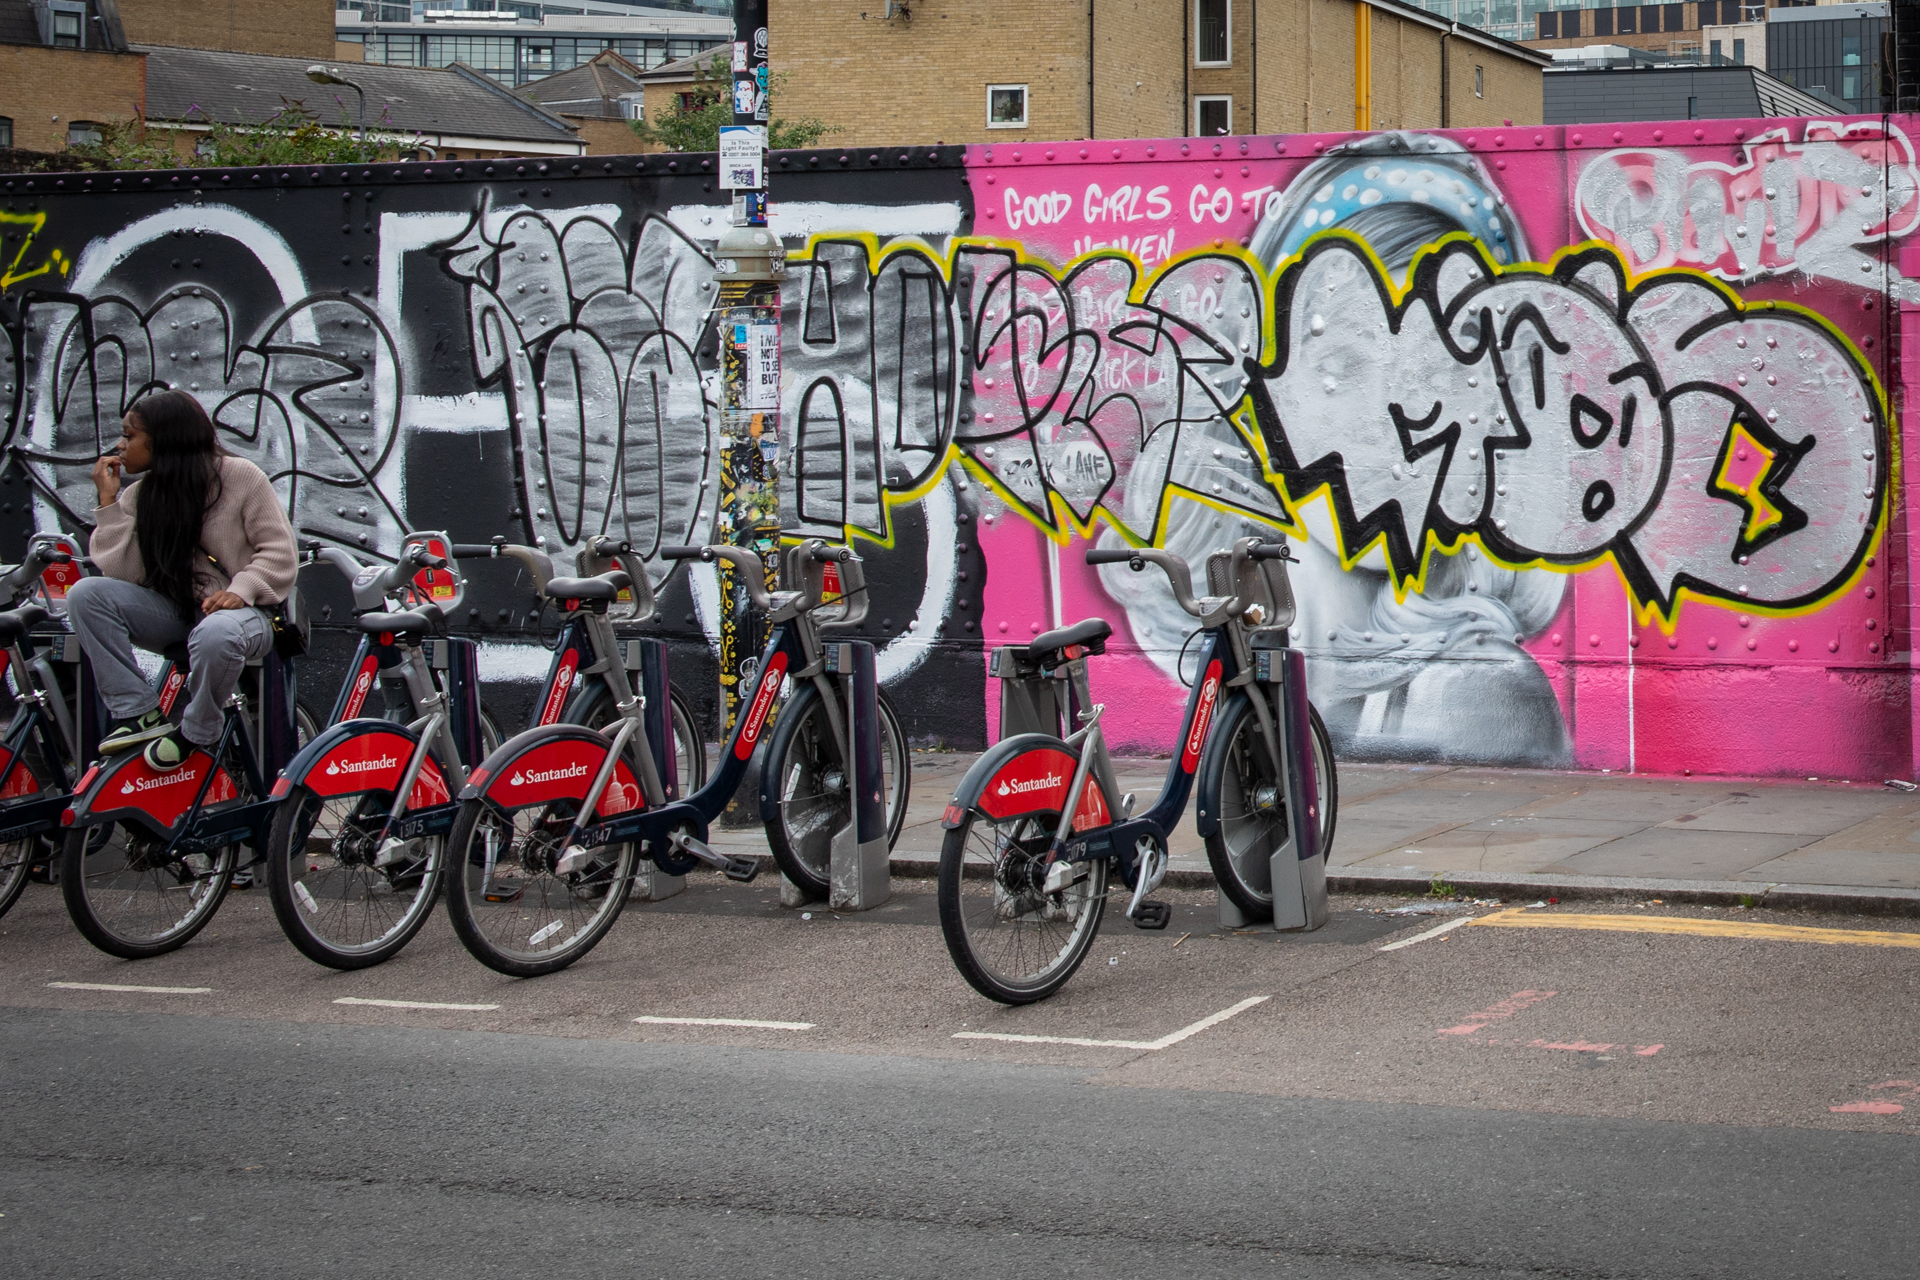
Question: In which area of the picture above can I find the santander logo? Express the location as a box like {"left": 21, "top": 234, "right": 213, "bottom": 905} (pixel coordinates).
{"left": 325, "top": 755, "right": 398, "bottom": 777}
{"left": 733, "top": 652, "right": 790, "bottom": 759}
{"left": 121, "top": 766, "right": 200, "bottom": 795}
{"left": 1181, "top": 661, "right": 1223, "bottom": 773}
{"left": 344, "top": 663, "right": 377, "bottom": 717}
{"left": 539, "top": 652, "right": 580, "bottom": 726}
{"left": 995, "top": 772, "right": 1062, "bottom": 798}
{"left": 509, "top": 762, "right": 591, "bottom": 787}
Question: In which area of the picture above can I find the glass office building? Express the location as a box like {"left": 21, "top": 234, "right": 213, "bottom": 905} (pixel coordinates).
{"left": 1765, "top": 2, "right": 1886, "bottom": 112}
{"left": 338, "top": 2, "right": 730, "bottom": 85}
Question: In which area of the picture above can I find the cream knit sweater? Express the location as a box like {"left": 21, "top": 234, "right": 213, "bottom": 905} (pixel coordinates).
{"left": 89, "top": 455, "right": 298, "bottom": 606}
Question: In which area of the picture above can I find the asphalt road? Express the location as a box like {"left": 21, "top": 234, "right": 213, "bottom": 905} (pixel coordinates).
{"left": 4, "top": 878, "right": 1919, "bottom": 1278}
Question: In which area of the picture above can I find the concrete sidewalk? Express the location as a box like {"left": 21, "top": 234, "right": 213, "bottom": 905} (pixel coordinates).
{"left": 716, "top": 751, "right": 1920, "bottom": 914}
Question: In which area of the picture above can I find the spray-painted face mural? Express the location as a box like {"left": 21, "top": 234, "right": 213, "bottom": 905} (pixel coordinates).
{"left": 0, "top": 115, "right": 1904, "bottom": 779}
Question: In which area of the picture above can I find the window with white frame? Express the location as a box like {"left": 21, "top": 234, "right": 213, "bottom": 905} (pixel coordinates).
{"left": 1193, "top": 95, "right": 1231, "bottom": 136}
{"left": 66, "top": 121, "right": 103, "bottom": 146}
{"left": 987, "top": 84, "right": 1028, "bottom": 129}
{"left": 49, "top": 0, "right": 86, "bottom": 48}
{"left": 1195, "top": 0, "right": 1229, "bottom": 66}
{"left": 1474, "top": 65, "right": 1484, "bottom": 97}
{"left": 621, "top": 95, "right": 644, "bottom": 120}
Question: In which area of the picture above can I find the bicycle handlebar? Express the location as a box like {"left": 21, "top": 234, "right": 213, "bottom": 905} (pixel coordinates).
{"left": 1085, "top": 546, "right": 1205, "bottom": 618}
{"left": 1249, "top": 542, "right": 1296, "bottom": 563}
{"left": 660, "top": 545, "right": 774, "bottom": 610}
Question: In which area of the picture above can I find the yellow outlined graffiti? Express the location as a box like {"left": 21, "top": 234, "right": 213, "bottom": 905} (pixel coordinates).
{"left": 793, "top": 225, "right": 1891, "bottom": 631}
{"left": 0, "top": 212, "right": 71, "bottom": 291}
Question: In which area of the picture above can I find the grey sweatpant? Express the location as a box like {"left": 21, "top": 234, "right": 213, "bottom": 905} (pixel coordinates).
{"left": 66, "top": 576, "right": 273, "bottom": 747}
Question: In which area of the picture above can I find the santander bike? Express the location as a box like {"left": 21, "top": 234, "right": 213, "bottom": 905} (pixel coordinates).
{"left": 937, "top": 537, "right": 1337, "bottom": 1003}
{"left": 0, "top": 535, "right": 97, "bottom": 919}
{"left": 443, "top": 538, "right": 907, "bottom": 976}
{"left": 262, "top": 532, "right": 505, "bottom": 969}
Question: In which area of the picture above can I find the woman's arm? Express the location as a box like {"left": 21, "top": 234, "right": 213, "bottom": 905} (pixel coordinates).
{"left": 87, "top": 482, "right": 140, "bottom": 582}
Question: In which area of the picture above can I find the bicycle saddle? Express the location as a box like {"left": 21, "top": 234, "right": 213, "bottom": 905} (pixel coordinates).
{"left": 1027, "top": 617, "right": 1111, "bottom": 666}
{"left": 357, "top": 605, "right": 445, "bottom": 635}
{"left": 543, "top": 572, "right": 629, "bottom": 602}
{"left": 0, "top": 604, "right": 50, "bottom": 644}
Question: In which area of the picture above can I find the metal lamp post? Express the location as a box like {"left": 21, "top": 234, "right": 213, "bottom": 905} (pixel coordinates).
{"left": 305, "top": 65, "right": 367, "bottom": 141}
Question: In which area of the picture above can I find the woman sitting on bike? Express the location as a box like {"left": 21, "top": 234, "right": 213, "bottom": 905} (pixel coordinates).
{"left": 67, "top": 389, "right": 297, "bottom": 772}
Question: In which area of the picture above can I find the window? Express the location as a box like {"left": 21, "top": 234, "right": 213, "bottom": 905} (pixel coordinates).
{"left": 425, "top": 35, "right": 517, "bottom": 73}
{"left": 621, "top": 95, "right": 643, "bottom": 121}
{"left": 49, "top": 1, "right": 85, "bottom": 47}
{"left": 524, "top": 44, "right": 554, "bottom": 73}
{"left": 1594, "top": 8, "right": 1613, "bottom": 35}
{"left": 0, "top": 116, "right": 11, "bottom": 149}
{"left": 1733, "top": 36, "right": 1745, "bottom": 64}
{"left": 1616, "top": 6, "right": 1635, "bottom": 34}
{"left": 66, "top": 121, "right": 102, "bottom": 146}
{"left": 987, "top": 84, "right": 1028, "bottom": 128}
{"left": 1537, "top": 11, "right": 1556, "bottom": 38}
{"left": 1194, "top": 95, "right": 1231, "bottom": 135}
{"left": 1664, "top": 4, "right": 1683, "bottom": 30}
{"left": 1195, "top": 0, "right": 1229, "bottom": 66}
{"left": 1474, "top": 65, "right": 1484, "bottom": 97}
{"left": 1710, "top": 38, "right": 1721, "bottom": 60}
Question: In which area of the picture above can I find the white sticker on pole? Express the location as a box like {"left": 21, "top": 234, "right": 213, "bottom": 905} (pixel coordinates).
{"left": 741, "top": 319, "right": 780, "bottom": 410}
{"left": 718, "top": 125, "right": 766, "bottom": 190}
{"left": 732, "top": 40, "right": 748, "bottom": 72}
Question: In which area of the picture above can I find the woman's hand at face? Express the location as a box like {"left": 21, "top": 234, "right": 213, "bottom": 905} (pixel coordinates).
{"left": 201, "top": 591, "right": 247, "bottom": 614}
{"left": 91, "top": 454, "right": 123, "bottom": 506}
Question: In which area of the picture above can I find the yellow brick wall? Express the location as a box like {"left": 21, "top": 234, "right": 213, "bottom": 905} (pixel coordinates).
{"left": 1091, "top": 0, "right": 1183, "bottom": 139}
{"left": 1187, "top": 0, "right": 1254, "bottom": 134}
{"left": 334, "top": 41, "right": 367, "bottom": 64}
{"left": 118, "top": 0, "right": 336, "bottom": 59}
{"left": 1449, "top": 37, "right": 1543, "bottom": 127}
{"left": 0, "top": 44, "right": 146, "bottom": 154}
{"left": 570, "top": 115, "right": 646, "bottom": 156}
{"left": 772, "top": 0, "right": 1092, "bottom": 148}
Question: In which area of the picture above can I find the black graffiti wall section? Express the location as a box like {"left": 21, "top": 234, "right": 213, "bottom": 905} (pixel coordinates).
{"left": 0, "top": 152, "right": 986, "bottom": 742}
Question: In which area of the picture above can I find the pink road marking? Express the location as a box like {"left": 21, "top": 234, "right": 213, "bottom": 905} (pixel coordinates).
{"left": 1871, "top": 1080, "right": 1920, "bottom": 1096}
{"left": 1437, "top": 990, "right": 1557, "bottom": 1036}
{"left": 1831, "top": 1101, "right": 1906, "bottom": 1115}
{"left": 1635, "top": 1045, "right": 1665, "bottom": 1056}
{"left": 1530, "top": 1039, "right": 1615, "bottom": 1053}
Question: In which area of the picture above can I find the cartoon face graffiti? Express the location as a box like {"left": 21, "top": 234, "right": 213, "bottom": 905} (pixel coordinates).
{"left": 1447, "top": 258, "right": 1665, "bottom": 560}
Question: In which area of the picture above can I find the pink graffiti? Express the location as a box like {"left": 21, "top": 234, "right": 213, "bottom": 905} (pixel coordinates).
{"left": 1574, "top": 120, "right": 1920, "bottom": 292}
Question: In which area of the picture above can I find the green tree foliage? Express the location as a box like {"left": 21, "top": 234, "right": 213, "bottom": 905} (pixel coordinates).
{"left": 627, "top": 53, "right": 834, "bottom": 153}
{"left": 67, "top": 100, "right": 412, "bottom": 170}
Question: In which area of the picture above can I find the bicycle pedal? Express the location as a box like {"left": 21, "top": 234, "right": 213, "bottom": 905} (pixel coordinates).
{"left": 1130, "top": 900, "right": 1172, "bottom": 930}
{"left": 482, "top": 880, "right": 524, "bottom": 904}
{"left": 720, "top": 855, "right": 761, "bottom": 883}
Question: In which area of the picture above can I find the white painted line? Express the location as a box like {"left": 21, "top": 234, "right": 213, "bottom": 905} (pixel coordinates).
{"left": 954, "top": 995, "right": 1271, "bottom": 1052}
{"left": 1379, "top": 916, "right": 1477, "bottom": 952}
{"left": 48, "top": 982, "right": 211, "bottom": 995}
{"left": 333, "top": 997, "right": 501, "bottom": 1011}
{"left": 634, "top": 1016, "right": 815, "bottom": 1030}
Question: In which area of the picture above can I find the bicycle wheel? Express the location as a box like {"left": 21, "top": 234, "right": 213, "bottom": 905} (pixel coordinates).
{"left": 937, "top": 744, "right": 1110, "bottom": 1005}
{"left": 443, "top": 795, "right": 637, "bottom": 977}
{"left": 1204, "top": 695, "right": 1338, "bottom": 917}
{"left": 763, "top": 684, "right": 911, "bottom": 898}
{"left": 0, "top": 734, "right": 58, "bottom": 920}
{"left": 568, "top": 682, "right": 705, "bottom": 799}
{"left": 60, "top": 764, "right": 247, "bottom": 960}
{"left": 266, "top": 783, "right": 445, "bottom": 970}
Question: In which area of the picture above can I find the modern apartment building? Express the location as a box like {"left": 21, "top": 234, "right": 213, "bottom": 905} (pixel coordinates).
{"left": 774, "top": 0, "right": 1547, "bottom": 149}
{"left": 337, "top": 2, "right": 731, "bottom": 85}
{"left": 1766, "top": 1, "right": 1885, "bottom": 111}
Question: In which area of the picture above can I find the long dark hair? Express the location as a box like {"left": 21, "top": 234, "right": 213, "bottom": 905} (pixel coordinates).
{"left": 127, "top": 390, "right": 224, "bottom": 620}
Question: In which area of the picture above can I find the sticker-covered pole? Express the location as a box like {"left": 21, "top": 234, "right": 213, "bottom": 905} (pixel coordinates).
{"left": 713, "top": 0, "right": 781, "bottom": 823}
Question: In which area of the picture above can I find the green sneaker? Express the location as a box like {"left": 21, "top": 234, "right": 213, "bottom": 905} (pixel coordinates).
{"left": 142, "top": 732, "right": 192, "bottom": 772}
{"left": 100, "top": 709, "right": 172, "bottom": 754}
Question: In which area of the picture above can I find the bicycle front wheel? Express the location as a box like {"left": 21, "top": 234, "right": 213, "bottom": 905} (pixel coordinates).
{"left": 266, "top": 784, "right": 445, "bottom": 970}
{"left": 937, "top": 746, "right": 1109, "bottom": 1005}
{"left": 443, "top": 797, "right": 637, "bottom": 977}
{"left": 0, "top": 834, "right": 33, "bottom": 919}
{"left": 764, "top": 684, "right": 911, "bottom": 899}
{"left": 61, "top": 820, "right": 237, "bottom": 959}
{"left": 1204, "top": 694, "right": 1337, "bottom": 917}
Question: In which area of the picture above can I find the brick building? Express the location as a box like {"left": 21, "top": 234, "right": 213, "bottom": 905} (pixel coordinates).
{"left": 0, "top": 0, "right": 146, "bottom": 155}
{"left": 516, "top": 46, "right": 650, "bottom": 154}
{"left": 117, "top": 0, "right": 336, "bottom": 60}
{"left": 772, "top": 0, "right": 1547, "bottom": 149}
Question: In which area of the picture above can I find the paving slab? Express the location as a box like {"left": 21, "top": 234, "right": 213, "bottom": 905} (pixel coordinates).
{"left": 1546, "top": 829, "right": 1815, "bottom": 880}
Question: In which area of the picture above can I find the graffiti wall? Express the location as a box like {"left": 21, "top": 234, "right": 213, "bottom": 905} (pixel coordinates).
{"left": 0, "top": 115, "right": 1909, "bottom": 778}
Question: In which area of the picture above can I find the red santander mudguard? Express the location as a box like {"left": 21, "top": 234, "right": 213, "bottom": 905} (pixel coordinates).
{"left": 941, "top": 733, "right": 1111, "bottom": 832}
{"left": 276, "top": 720, "right": 450, "bottom": 809}
{"left": 69, "top": 748, "right": 241, "bottom": 838}
{"left": 461, "top": 725, "right": 644, "bottom": 817}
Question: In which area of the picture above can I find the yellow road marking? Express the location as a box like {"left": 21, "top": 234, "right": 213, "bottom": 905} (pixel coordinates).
{"left": 1469, "top": 908, "right": 1920, "bottom": 949}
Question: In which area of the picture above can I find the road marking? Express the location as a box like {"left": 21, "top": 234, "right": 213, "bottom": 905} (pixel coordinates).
{"left": 47, "top": 982, "right": 211, "bottom": 995}
{"left": 333, "top": 997, "right": 501, "bottom": 1011}
{"left": 1437, "top": 989, "right": 1557, "bottom": 1037}
{"left": 634, "top": 1016, "right": 814, "bottom": 1030}
{"left": 954, "top": 995, "right": 1270, "bottom": 1051}
{"left": 1471, "top": 908, "right": 1920, "bottom": 949}
{"left": 1379, "top": 916, "right": 1476, "bottom": 951}
{"left": 1832, "top": 1101, "right": 1904, "bottom": 1115}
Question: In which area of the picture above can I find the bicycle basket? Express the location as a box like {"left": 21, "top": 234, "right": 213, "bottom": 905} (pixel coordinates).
{"left": 576, "top": 543, "right": 657, "bottom": 625}
{"left": 398, "top": 531, "right": 465, "bottom": 614}
{"left": 1205, "top": 544, "right": 1297, "bottom": 632}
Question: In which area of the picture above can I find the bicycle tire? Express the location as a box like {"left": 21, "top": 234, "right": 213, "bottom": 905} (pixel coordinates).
{"left": 60, "top": 813, "right": 240, "bottom": 960}
{"left": 265, "top": 782, "right": 446, "bottom": 970}
{"left": 442, "top": 790, "right": 638, "bottom": 978}
{"left": 0, "top": 730, "right": 60, "bottom": 920}
{"left": 1203, "top": 695, "right": 1338, "bottom": 917}
{"left": 565, "top": 681, "right": 707, "bottom": 798}
{"left": 763, "top": 684, "right": 911, "bottom": 899}
{"left": 937, "top": 741, "right": 1109, "bottom": 1005}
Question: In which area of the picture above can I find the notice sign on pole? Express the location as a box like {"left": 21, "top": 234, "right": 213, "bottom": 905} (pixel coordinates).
{"left": 718, "top": 125, "right": 766, "bottom": 190}
{"left": 742, "top": 319, "right": 779, "bottom": 410}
